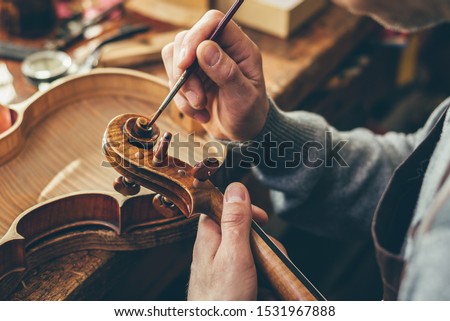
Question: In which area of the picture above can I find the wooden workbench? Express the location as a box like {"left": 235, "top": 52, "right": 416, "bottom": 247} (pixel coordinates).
{"left": 0, "top": 4, "right": 377, "bottom": 300}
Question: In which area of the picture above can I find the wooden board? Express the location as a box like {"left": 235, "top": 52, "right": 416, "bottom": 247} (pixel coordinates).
{"left": 98, "top": 30, "right": 181, "bottom": 68}
{"left": 214, "top": 0, "right": 327, "bottom": 39}
{"left": 126, "top": 0, "right": 211, "bottom": 27}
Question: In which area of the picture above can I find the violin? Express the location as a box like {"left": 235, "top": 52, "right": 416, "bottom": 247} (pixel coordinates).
{"left": 0, "top": 69, "right": 206, "bottom": 299}
{"left": 0, "top": 68, "right": 324, "bottom": 300}
{"left": 103, "top": 108, "right": 325, "bottom": 301}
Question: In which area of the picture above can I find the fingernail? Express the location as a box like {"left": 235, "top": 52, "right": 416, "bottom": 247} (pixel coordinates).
{"left": 177, "top": 48, "right": 187, "bottom": 67}
{"left": 185, "top": 91, "right": 199, "bottom": 107}
{"left": 225, "top": 184, "right": 246, "bottom": 203}
{"left": 203, "top": 43, "right": 220, "bottom": 67}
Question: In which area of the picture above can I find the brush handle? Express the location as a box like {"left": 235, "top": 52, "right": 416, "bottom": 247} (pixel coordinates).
{"left": 147, "top": 0, "right": 245, "bottom": 129}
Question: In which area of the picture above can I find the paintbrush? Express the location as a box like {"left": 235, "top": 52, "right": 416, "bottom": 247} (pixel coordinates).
{"left": 145, "top": 0, "right": 245, "bottom": 130}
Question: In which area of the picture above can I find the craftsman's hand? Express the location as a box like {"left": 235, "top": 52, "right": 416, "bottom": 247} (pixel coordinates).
{"left": 188, "top": 183, "right": 268, "bottom": 300}
{"left": 162, "top": 10, "right": 270, "bottom": 141}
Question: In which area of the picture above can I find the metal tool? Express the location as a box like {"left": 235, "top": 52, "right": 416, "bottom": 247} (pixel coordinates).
{"left": 77, "top": 23, "right": 150, "bottom": 72}
{"left": 145, "top": 0, "right": 245, "bottom": 130}
{"left": 0, "top": 42, "right": 40, "bottom": 61}
{"left": 21, "top": 24, "right": 150, "bottom": 87}
{"left": 45, "top": 1, "right": 125, "bottom": 51}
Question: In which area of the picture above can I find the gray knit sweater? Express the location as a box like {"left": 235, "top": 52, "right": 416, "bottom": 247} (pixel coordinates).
{"left": 251, "top": 97, "right": 450, "bottom": 300}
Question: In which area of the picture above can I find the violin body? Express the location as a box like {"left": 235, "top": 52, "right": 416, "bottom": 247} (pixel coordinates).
{"left": 0, "top": 68, "right": 324, "bottom": 301}
{"left": 0, "top": 69, "right": 213, "bottom": 299}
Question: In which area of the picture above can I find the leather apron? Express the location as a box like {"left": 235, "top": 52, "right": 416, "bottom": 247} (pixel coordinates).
{"left": 371, "top": 105, "right": 449, "bottom": 300}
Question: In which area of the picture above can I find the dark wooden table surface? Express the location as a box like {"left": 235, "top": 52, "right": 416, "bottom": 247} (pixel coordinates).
{"left": 0, "top": 3, "right": 377, "bottom": 300}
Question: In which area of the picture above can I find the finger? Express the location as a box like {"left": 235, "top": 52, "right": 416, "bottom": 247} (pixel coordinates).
{"left": 177, "top": 10, "right": 225, "bottom": 69}
{"left": 173, "top": 92, "right": 210, "bottom": 123}
{"left": 165, "top": 46, "right": 207, "bottom": 120}
{"left": 220, "top": 182, "right": 253, "bottom": 247}
{"left": 192, "top": 214, "right": 221, "bottom": 263}
{"left": 197, "top": 41, "right": 252, "bottom": 97}
{"left": 180, "top": 74, "right": 207, "bottom": 111}
{"left": 161, "top": 42, "right": 175, "bottom": 84}
{"left": 251, "top": 204, "right": 269, "bottom": 226}
{"left": 172, "top": 31, "right": 207, "bottom": 110}
{"left": 173, "top": 31, "right": 189, "bottom": 79}
{"left": 178, "top": 10, "right": 254, "bottom": 71}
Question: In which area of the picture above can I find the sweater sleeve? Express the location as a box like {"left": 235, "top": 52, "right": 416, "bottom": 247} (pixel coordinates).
{"left": 249, "top": 98, "right": 446, "bottom": 240}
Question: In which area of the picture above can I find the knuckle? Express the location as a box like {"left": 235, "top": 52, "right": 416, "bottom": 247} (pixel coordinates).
{"left": 223, "top": 228, "right": 243, "bottom": 243}
{"left": 174, "top": 95, "right": 189, "bottom": 109}
{"left": 222, "top": 205, "right": 248, "bottom": 228}
{"left": 175, "top": 30, "right": 188, "bottom": 43}
{"left": 205, "top": 9, "right": 224, "bottom": 22}
{"left": 225, "top": 63, "right": 239, "bottom": 82}
{"left": 252, "top": 43, "right": 263, "bottom": 64}
{"left": 161, "top": 43, "right": 174, "bottom": 61}
{"left": 178, "top": 102, "right": 197, "bottom": 118}
{"left": 181, "top": 78, "right": 196, "bottom": 93}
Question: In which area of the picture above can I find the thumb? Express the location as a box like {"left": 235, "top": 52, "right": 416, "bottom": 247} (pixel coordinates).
{"left": 197, "top": 41, "right": 251, "bottom": 92}
{"left": 221, "top": 182, "right": 252, "bottom": 247}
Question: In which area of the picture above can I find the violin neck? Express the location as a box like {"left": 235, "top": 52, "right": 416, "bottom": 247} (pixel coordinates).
{"left": 204, "top": 191, "right": 325, "bottom": 300}
{"left": 250, "top": 220, "right": 325, "bottom": 301}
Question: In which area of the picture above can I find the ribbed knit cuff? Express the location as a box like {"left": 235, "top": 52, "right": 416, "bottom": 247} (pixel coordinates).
{"left": 216, "top": 97, "right": 325, "bottom": 151}
{"left": 253, "top": 97, "right": 321, "bottom": 146}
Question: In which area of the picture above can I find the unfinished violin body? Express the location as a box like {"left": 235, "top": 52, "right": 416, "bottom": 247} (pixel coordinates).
{"left": 0, "top": 69, "right": 213, "bottom": 299}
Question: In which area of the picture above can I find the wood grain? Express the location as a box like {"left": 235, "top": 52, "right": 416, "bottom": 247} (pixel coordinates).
{"left": 0, "top": 68, "right": 218, "bottom": 298}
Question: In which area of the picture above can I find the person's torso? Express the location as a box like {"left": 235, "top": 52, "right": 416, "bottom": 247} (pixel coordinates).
{"left": 372, "top": 99, "right": 450, "bottom": 300}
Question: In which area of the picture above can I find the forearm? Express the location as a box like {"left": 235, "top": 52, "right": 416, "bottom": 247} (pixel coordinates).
{"left": 251, "top": 99, "right": 420, "bottom": 239}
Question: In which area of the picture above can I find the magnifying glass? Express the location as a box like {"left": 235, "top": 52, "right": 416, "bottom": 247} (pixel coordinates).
{"left": 21, "top": 24, "right": 150, "bottom": 89}
{"left": 21, "top": 50, "right": 73, "bottom": 85}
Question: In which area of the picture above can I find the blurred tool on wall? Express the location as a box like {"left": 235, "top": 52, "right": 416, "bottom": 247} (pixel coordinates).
{"left": 0, "top": 0, "right": 57, "bottom": 38}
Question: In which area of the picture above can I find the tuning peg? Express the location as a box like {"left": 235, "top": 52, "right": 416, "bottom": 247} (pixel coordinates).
{"left": 192, "top": 158, "right": 220, "bottom": 182}
{"left": 152, "top": 132, "right": 172, "bottom": 166}
{"left": 113, "top": 176, "right": 141, "bottom": 196}
{"left": 123, "top": 116, "right": 160, "bottom": 149}
{"left": 152, "top": 194, "right": 179, "bottom": 218}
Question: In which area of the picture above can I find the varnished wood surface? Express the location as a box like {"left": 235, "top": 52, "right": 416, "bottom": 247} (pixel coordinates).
{"left": 10, "top": 239, "right": 195, "bottom": 300}
{"left": 0, "top": 69, "right": 219, "bottom": 299}
{"left": 0, "top": 69, "right": 208, "bottom": 235}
